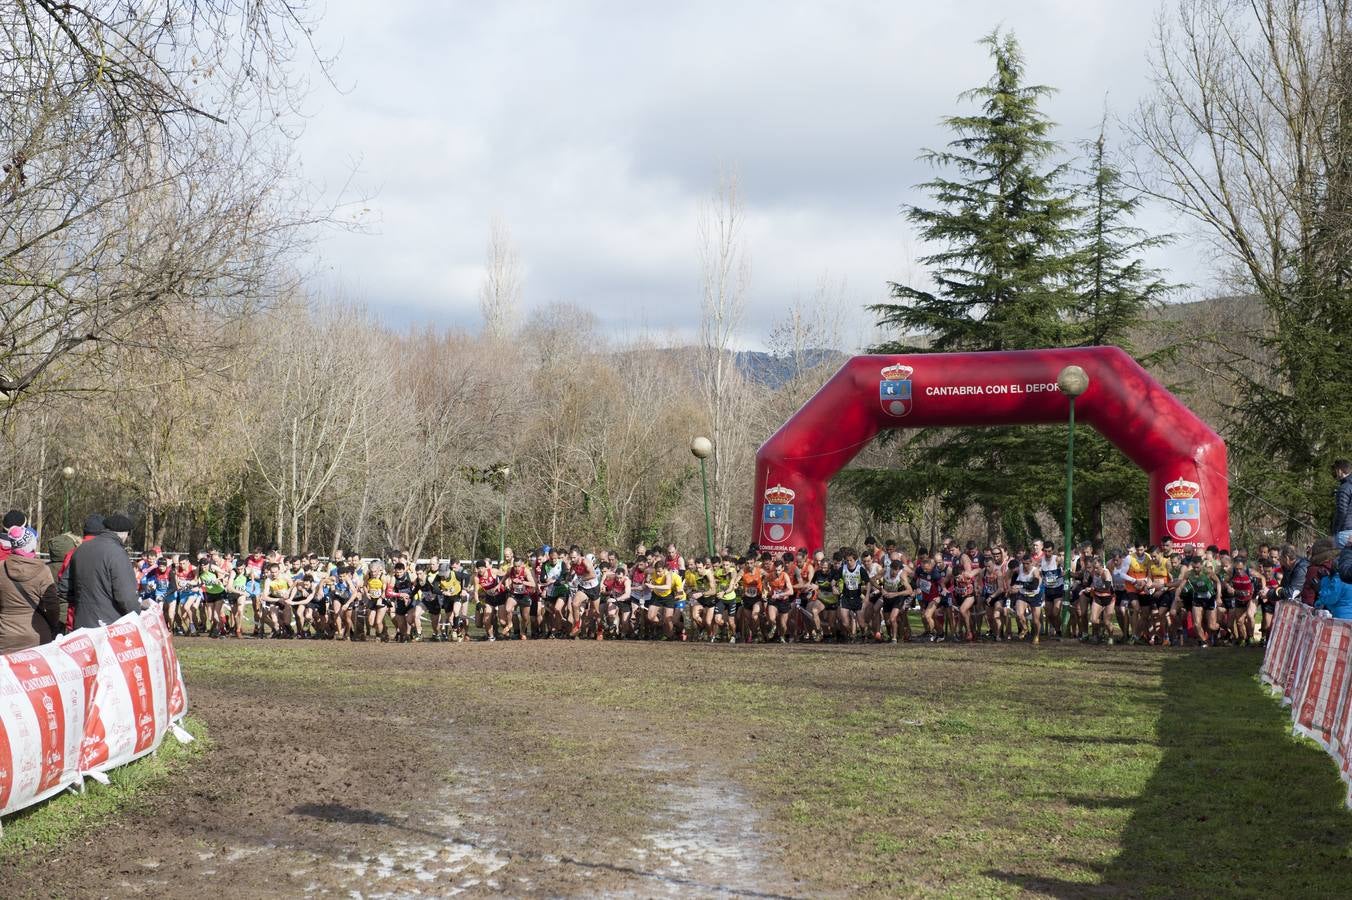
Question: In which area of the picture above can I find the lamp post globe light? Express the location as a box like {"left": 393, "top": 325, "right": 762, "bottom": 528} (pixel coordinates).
{"left": 690, "top": 437, "right": 714, "bottom": 557}
{"left": 1057, "top": 366, "right": 1089, "bottom": 580}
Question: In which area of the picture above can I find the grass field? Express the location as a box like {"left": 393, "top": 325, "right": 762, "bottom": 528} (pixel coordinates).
{"left": 4, "top": 637, "right": 1351, "bottom": 898}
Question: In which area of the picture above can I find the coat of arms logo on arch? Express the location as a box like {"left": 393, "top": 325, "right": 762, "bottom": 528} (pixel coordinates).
{"left": 879, "top": 364, "right": 913, "bottom": 417}
{"left": 761, "top": 484, "right": 796, "bottom": 544}
{"left": 1164, "top": 478, "right": 1202, "bottom": 542}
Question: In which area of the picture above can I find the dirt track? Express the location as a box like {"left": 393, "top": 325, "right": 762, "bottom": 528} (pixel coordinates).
{"left": 12, "top": 637, "right": 1343, "bottom": 899}
{"left": 7, "top": 639, "right": 827, "bottom": 899}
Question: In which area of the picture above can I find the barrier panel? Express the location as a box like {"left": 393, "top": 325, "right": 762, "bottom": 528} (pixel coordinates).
{"left": 1293, "top": 620, "right": 1352, "bottom": 751}
{"left": 1260, "top": 601, "right": 1303, "bottom": 688}
{"left": 1262, "top": 602, "right": 1352, "bottom": 808}
{"left": 0, "top": 610, "right": 189, "bottom": 830}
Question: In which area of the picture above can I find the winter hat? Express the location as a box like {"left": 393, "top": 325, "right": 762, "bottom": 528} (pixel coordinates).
{"left": 0, "top": 525, "right": 38, "bottom": 557}
{"left": 103, "top": 513, "right": 134, "bottom": 533}
{"left": 2, "top": 509, "right": 24, "bottom": 528}
{"left": 82, "top": 513, "right": 105, "bottom": 536}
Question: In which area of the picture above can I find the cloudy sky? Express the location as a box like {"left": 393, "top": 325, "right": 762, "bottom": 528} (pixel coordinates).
{"left": 293, "top": 0, "right": 1212, "bottom": 348}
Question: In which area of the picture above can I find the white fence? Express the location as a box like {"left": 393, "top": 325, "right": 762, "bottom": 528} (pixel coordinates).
{"left": 0, "top": 610, "right": 190, "bottom": 831}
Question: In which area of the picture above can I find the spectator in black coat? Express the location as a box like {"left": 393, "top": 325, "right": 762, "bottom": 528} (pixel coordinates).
{"left": 67, "top": 513, "right": 138, "bottom": 629}
{"left": 1333, "top": 459, "right": 1352, "bottom": 548}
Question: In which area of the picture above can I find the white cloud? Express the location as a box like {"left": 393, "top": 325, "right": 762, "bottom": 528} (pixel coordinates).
{"left": 293, "top": 0, "right": 1208, "bottom": 346}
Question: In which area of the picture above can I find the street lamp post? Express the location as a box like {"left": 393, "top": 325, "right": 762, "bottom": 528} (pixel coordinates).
{"left": 496, "top": 466, "right": 511, "bottom": 564}
{"left": 690, "top": 437, "right": 714, "bottom": 557}
{"left": 1056, "top": 365, "right": 1090, "bottom": 562}
{"left": 60, "top": 465, "right": 75, "bottom": 533}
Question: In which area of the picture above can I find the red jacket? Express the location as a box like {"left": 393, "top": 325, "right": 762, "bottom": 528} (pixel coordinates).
{"left": 1301, "top": 562, "right": 1330, "bottom": 606}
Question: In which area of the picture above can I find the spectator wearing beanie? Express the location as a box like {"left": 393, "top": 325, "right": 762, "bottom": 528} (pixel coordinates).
{"left": 67, "top": 513, "right": 138, "bottom": 629}
{"left": 0, "top": 509, "right": 25, "bottom": 563}
{"left": 0, "top": 525, "right": 61, "bottom": 653}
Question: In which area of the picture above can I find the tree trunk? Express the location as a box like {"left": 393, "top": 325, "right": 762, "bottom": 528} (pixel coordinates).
{"left": 1091, "top": 501, "right": 1105, "bottom": 551}
{"left": 329, "top": 516, "right": 342, "bottom": 561}
{"left": 353, "top": 485, "right": 370, "bottom": 555}
{"left": 239, "top": 497, "right": 251, "bottom": 554}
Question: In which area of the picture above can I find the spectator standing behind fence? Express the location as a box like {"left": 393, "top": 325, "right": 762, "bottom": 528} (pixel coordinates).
{"left": 66, "top": 513, "right": 138, "bottom": 629}
{"left": 55, "top": 514, "right": 104, "bottom": 632}
{"left": 1334, "top": 459, "right": 1352, "bottom": 549}
{"left": 0, "top": 509, "right": 25, "bottom": 563}
{"left": 0, "top": 525, "right": 61, "bottom": 653}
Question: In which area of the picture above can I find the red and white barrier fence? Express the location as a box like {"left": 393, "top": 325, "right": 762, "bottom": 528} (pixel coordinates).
{"left": 0, "top": 610, "right": 189, "bottom": 831}
{"left": 1261, "top": 601, "right": 1352, "bottom": 807}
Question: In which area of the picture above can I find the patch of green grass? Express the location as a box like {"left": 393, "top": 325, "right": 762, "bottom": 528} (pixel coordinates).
{"left": 0, "top": 716, "right": 210, "bottom": 862}
{"left": 168, "top": 639, "right": 1352, "bottom": 897}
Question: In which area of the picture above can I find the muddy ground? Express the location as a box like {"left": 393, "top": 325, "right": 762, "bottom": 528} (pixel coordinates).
{"left": 9, "top": 639, "right": 843, "bottom": 899}
{"left": 6, "top": 637, "right": 1349, "bottom": 898}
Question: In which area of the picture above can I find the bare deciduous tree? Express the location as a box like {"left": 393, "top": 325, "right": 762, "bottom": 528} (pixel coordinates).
{"left": 0, "top": 1, "right": 328, "bottom": 405}
{"left": 696, "top": 171, "right": 756, "bottom": 547}
{"left": 1134, "top": 0, "right": 1352, "bottom": 297}
{"left": 241, "top": 300, "right": 383, "bottom": 553}
{"left": 479, "top": 216, "right": 523, "bottom": 342}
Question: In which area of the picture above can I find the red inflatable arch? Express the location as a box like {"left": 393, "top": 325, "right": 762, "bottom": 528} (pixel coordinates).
{"left": 753, "top": 347, "right": 1229, "bottom": 553}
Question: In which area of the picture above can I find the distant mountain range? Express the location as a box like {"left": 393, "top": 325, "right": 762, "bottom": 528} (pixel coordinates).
{"left": 725, "top": 294, "right": 1265, "bottom": 393}
{"left": 733, "top": 349, "right": 849, "bottom": 388}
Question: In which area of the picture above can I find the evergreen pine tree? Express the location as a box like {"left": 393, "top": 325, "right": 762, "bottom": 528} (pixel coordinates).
{"left": 846, "top": 36, "right": 1175, "bottom": 548}
{"left": 852, "top": 30, "right": 1080, "bottom": 544}
{"left": 870, "top": 29, "right": 1078, "bottom": 353}
{"left": 1071, "top": 124, "right": 1174, "bottom": 349}
{"left": 1064, "top": 124, "right": 1177, "bottom": 545}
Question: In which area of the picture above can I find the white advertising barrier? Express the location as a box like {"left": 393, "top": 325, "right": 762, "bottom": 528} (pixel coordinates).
{"left": 1260, "top": 601, "right": 1304, "bottom": 688}
{"left": 0, "top": 646, "right": 86, "bottom": 818}
{"left": 1292, "top": 619, "right": 1352, "bottom": 751}
{"left": 1282, "top": 611, "right": 1319, "bottom": 708}
{"left": 1262, "top": 602, "right": 1352, "bottom": 809}
{"left": 0, "top": 610, "right": 189, "bottom": 829}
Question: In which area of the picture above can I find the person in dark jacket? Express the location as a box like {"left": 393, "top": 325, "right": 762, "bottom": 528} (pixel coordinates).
{"left": 0, "top": 525, "right": 61, "bottom": 653}
{"left": 1334, "top": 459, "right": 1352, "bottom": 548}
{"left": 68, "top": 513, "right": 139, "bottom": 629}
{"left": 56, "top": 514, "right": 104, "bottom": 630}
{"left": 1280, "top": 544, "right": 1308, "bottom": 603}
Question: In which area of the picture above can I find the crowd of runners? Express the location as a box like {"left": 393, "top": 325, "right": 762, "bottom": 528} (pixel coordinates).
{"left": 132, "top": 536, "right": 1308, "bottom": 648}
